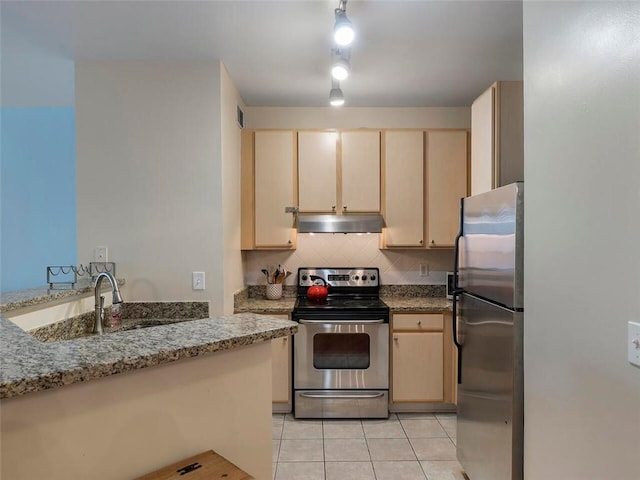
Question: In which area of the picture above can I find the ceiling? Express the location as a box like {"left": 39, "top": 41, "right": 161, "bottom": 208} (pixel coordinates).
{"left": 0, "top": 0, "right": 523, "bottom": 107}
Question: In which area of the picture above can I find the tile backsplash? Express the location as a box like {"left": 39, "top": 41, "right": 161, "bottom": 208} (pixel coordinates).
{"left": 244, "top": 233, "right": 454, "bottom": 286}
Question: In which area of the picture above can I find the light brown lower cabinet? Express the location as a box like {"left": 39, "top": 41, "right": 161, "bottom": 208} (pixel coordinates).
{"left": 390, "top": 312, "right": 457, "bottom": 410}
{"left": 266, "top": 314, "right": 292, "bottom": 412}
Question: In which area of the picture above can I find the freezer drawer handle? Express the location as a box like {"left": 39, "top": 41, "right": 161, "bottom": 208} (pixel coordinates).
{"left": 299, "top": 392, "right": 385, "bottom": 399}
{"left": 299, "top": 319, "right": 385, "bottom": 325}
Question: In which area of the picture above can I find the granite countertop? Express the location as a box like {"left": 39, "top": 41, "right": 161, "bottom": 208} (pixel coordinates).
{"left": 0, "top": 313, "right": 297, "bottom": 400}
{"left": 234, "top": 292, "right": 452, "bottom": 314}
{"left": 0, "top": 279, "right": 125, "bottom": 313}
{"left": 382, "top": 296, "right": 452, "bottom": 313}
{"left": 233, "top": 296, "right": 296, "bottom": 314}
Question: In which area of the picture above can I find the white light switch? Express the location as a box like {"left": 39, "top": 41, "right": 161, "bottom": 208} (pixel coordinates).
{"left": 192, "top": 271, "right": 205, "bottom": 290}
{"left": 628, "top": 321, "right": 640, "bottom": 367}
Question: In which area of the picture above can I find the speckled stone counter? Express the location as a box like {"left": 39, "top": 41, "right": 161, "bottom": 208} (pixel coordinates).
{"left": 382, "top": 295, "right": 452, "bottom": 313}
{"left": 0, "top": 279, "right": 126, "bottom": 313}
{"left": 233, "top": 285, "right": 452, "bottom": 314}
{"left": 233, "top": 297, "right": 296, "bottom": 314}
{"left": 0, "top": 312, "right": 297, "bottom": 400}
{"left": 233, "top": 286, "right": 296, "bottom": 314}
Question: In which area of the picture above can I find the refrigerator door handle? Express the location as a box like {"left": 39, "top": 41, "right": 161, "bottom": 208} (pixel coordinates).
{"left": 452, "top": 196, "right": 464, "bottom": 349}
{"left": 452, "top": 196, "right": 465, "bottom": 385}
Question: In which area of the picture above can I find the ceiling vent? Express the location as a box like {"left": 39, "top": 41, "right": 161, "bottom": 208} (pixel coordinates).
{"left": 236, "top": 106, "right": 244, "bottom": 128}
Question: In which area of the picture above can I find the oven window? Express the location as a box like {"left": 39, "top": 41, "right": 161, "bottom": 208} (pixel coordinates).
{"left": 313, "top": 333, "right": 370, "bottom": 369}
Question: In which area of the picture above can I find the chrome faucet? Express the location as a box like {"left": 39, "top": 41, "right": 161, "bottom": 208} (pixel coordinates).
{"left": 93, "top": 271, "right": 123, "bottom": 334}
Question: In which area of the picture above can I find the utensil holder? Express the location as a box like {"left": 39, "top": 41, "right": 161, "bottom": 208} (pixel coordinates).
{"left": 266, "top": 283, "right": 283, "bottom": 300}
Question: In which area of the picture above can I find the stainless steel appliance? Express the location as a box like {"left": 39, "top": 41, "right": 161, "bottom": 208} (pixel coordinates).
{"left": 292, "top": 267, "right": 390, "bottom": 419}
{"left": 452, "top": 182, "right": 524, "bottom": 480}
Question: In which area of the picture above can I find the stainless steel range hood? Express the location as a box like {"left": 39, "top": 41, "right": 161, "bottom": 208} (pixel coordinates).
{"left": 296, "top": 213, "right": 384, "bottom": 234}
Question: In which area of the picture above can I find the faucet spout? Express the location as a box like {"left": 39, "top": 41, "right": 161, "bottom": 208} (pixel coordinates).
{"left": 93, "top": 271, "right": 123, "bottom": 335}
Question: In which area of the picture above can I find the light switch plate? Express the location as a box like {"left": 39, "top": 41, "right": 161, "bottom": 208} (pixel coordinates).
{"left": 192, "top": 271, "right": 205, "bottom": 290}
{"left": 628, "top": 321, "right": 640, "bottom": 367}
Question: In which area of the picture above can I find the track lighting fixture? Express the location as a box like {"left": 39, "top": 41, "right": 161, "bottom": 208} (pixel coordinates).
{"left": 328, "top": 0, "right": 353, "bottom": 106}
{"left": 329, "top": 79, "right": 345, "bottom": 107}
{"left": 331, "top": 49, "right": 350, "bottom": 81}
{"left": 334, "top": 1, "right": 355, "bottom": 46}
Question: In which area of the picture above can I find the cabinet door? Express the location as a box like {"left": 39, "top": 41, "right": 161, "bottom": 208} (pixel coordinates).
{"left": 471, "top": 85, "right": 495, "bottom": 196}
{"left": 383, "top": 131, "right": 424, "bottom": 247}
{"left": 298, "top": 131, "right": 338, "bottom": 212}
{"left": 427, "top": 131, "right": 468, "bottom": 247}
{"left": 341, "top": 131, "right": 381, "bottom": 212}
{"left": 392, "top": 331, "right": 444, "bottom": 402}
{"left": 254, "top": 131, "right": 296, "bottom": 248}
{"left": 271, "top": 335, "right": 291, "bottom": 404}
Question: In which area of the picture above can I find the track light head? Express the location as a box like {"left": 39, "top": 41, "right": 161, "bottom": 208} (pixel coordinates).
{"left": 334, "top": 8, "right": 355, "bottom": 46}
{"left": 329, "top": 79, "right": 345, "bottom": 106}
{"left": 331, "top": 52, "right": 350, "bottom": 81}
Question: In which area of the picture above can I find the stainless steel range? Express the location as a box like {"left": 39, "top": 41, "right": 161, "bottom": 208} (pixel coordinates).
{"left": 292, "top": 267, "right": 390, "bottom": 419}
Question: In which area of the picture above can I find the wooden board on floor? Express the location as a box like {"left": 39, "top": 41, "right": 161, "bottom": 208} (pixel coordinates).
{"left": 134, "top": 450, "right": 254, "bottom": 480}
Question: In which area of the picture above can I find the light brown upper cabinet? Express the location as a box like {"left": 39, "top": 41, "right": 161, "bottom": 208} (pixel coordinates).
{"left": 298, "top": 130, "right": 381, "bottom": 213}
{"left": 298, "top": 131, "right": 338, "bottom": 212}
{"left": 382, "top": 129, "right": 468, "bottom": 249}
{"left": 471, "top": 81, "right": 523, "bottom": 195}
{"left": 241, "top": 130, "right": 297, "bottom": 250}
{"left": 341, "top": 131, "right": 381, "bottom": 212}
{"left": 382, "top": 130, "right": 425, "bottom": 247}
{"left": 426, "top": 130, "right": 469, "bottom": 247}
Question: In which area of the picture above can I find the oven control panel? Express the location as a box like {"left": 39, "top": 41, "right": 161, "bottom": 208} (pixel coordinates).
{"left": 298, "top": 268, "right": 380, "bottom": 287}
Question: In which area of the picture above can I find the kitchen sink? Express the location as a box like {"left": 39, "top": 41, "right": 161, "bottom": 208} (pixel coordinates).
{"left": 119, "top": 318, "right": 187, "bottom": 331}
{"left": 30, "top": 317, "right": 198, "bottom": 343}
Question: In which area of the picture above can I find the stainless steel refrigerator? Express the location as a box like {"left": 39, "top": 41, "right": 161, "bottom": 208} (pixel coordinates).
{"left": 452, "top": 182, "right": 524, "bottom": 480}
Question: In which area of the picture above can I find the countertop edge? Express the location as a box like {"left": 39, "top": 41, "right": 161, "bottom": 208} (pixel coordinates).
{"left": 0, "top": 313, "right": 297, "bottom": 400}
{"left": 234, "top": 296, "right": 453, "bottom": 314}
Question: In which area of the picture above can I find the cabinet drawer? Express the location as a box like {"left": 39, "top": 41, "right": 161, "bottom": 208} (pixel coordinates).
{"left": 393, "top": 313, "right": 443, "bottom": 331}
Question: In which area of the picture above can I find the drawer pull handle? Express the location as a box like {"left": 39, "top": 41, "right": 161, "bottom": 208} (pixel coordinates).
{"left": 300, "top": 392, "right": 384, "bottom": 399}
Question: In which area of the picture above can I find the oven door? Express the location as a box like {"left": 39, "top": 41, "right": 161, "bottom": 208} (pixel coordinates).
{"left": 294, "top": 319, "right": 389, "bottom": 390}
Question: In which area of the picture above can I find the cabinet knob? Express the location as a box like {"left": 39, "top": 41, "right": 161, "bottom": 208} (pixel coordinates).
{"left": 394, "top": 337, "right": 398, "bottom": 341}
{"left": 431, "top": 239, "right": 435, "bottom": 245}
{"left": 343, "top": 205, "right": 347, "bottom": 211}
{"left": 417, "top": 320, "right": 422, "bottom": 326}
{"left": 419, "top": 240, "right": 424, "bottom": 244}
{"left": 332, "top": 205, "right": 336, "bottom": 211}
{"left": 288, "top": 240, "right": 292, "bottom": 245}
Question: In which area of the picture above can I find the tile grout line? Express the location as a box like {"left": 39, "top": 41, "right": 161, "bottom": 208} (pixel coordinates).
{"left": 402, "top": 421, "right": 427, "bottom": 479}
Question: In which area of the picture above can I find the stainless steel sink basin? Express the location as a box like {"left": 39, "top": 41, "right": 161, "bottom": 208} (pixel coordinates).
{"left": 120, "top": 319, "right": 187, "bottom": 331}
{"left": 30, "top": 317, "right": 198, "bottom": 343}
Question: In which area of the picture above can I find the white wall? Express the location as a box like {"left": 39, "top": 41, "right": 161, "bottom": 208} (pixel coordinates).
{"left": 523, "top": 2, "right": 640, "bottom": 478}
{"left": 76, "top": 62, "right": 226, "bottom": 312}
{"left": 246, "top": 106, "right": 470, "bottom": 130}
{"left": 220, "top": 65, "right": 246, "bottom": 313}
{"left": 245, "top": 233, "right": 454, "bottom": 286}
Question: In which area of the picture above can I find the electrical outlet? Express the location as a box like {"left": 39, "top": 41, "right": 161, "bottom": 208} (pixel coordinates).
{"left": 419, "top": 263, "right": 429, "bottom": 276}
{"left": 192, "top": 271, "right": 205, "bottom": 290}
{"left": 95, "top": 246, "right": 108, "bottom": 262}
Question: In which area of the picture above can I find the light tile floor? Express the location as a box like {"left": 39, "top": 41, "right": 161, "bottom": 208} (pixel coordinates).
{"left": 272, "top": 412, "right": 466, "bottom": 480}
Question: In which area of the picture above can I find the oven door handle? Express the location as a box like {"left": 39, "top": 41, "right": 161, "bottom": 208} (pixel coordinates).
{"left": 298, "top": 319, "right": 386, "bottom": 325}
{"left": 299, "top": 392, "right": 385, "bottom": 399}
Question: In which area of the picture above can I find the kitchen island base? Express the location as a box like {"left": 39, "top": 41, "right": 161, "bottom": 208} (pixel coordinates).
{"left": 1, "top": 341, "right": 272, "bottom": 480}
